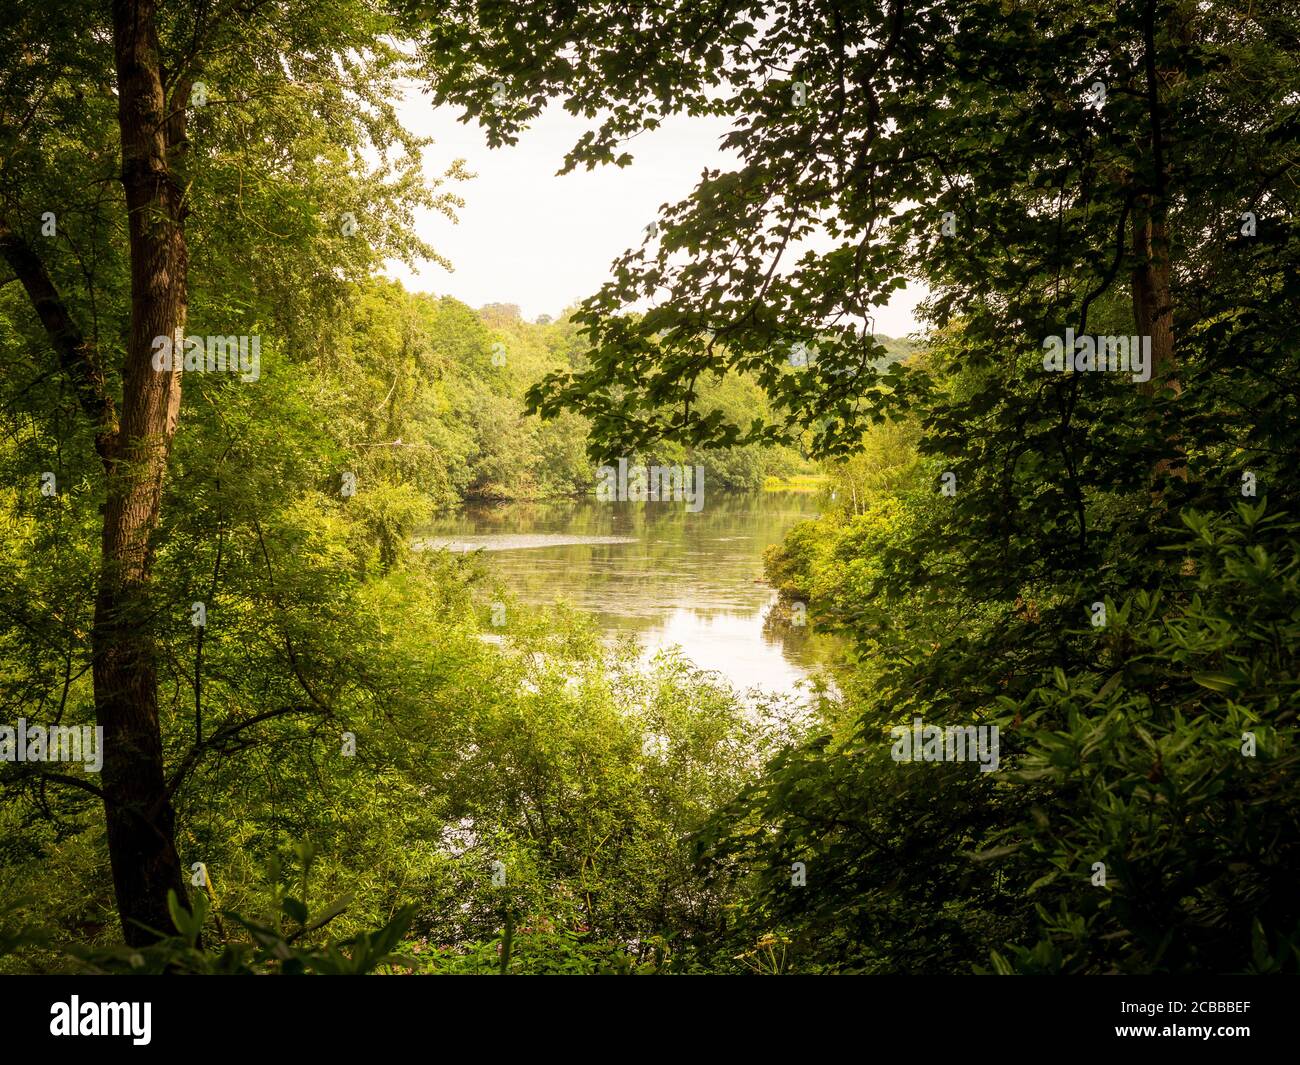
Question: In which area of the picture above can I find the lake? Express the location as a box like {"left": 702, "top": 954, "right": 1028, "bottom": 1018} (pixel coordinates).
{"left": 418, "top": 491, "right": 839, "bottom": 698}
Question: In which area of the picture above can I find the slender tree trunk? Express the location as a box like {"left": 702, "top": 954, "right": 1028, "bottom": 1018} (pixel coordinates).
{"left": 1135, "top": 0, "right": 1177, "bottom": 397}
{"left": 1133, "top": 0, "right": 1184, "bottom": 480}
{"left": 1131, "top": 205, "right": 1177, "bottom": 398}
{"left": 96, "top": 0, "right": 190, "bottom": 945}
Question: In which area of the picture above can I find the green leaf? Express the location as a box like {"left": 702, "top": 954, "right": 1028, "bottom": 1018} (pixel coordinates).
{"left": 281, "top": 897, "right": 309, "bottom": 925}
{"left": 1193, "top": 672, "right": 1239, "bottom": 693}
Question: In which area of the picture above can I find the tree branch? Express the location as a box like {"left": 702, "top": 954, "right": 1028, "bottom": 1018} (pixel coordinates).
{"left": 1, "top": 766, "right": 105, "bottom": 801}
{"left": 0, "top": 217, "right": 118, "bottom": 466}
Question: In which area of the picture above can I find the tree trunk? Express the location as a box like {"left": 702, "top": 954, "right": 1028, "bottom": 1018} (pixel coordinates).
{"left": 1133, "top": 0, "right": 1185, "bottom": 481}
{"left": 97, "top": 0, "right": 190, "bottom": 945}
{"left": 1131, "top": 206, "right": 1177, "bottom": 398}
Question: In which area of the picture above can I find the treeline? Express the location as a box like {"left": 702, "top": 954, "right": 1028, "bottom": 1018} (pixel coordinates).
{"left": 298, "top": 281, "right": 807, "bottom": 509}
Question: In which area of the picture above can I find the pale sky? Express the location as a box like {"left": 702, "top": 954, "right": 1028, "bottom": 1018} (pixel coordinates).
{"left": 386, "top": 90, "right": 927, "bottom": 338}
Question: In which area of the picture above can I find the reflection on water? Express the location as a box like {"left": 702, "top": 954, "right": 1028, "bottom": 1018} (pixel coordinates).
{"left": 420, "top": 533, "right": 640, "bottom": 552}
{"left": 418, "top": 491, "right": 839, "bottom": 696}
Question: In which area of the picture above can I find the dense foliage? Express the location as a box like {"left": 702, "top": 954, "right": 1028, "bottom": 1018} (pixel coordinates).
{"left": 1, "top": 0, "right": 1297, "bottom": 976}
{"left": 417, "top": 0, "right": 1300, "bottom": 974}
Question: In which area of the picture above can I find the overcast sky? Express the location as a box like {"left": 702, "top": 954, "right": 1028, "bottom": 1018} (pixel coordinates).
{"left": 385, "top": 90, "right": 927, "bottom": 338}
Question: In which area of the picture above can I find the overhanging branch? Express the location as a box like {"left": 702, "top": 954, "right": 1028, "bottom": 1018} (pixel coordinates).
{"left": 0, "top": 217, "right": 118, "bottom": 466}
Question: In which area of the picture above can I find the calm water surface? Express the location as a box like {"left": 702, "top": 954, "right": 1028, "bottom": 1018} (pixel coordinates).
{"left": 419, "top": 492, "right": 838, "bottom": 697}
